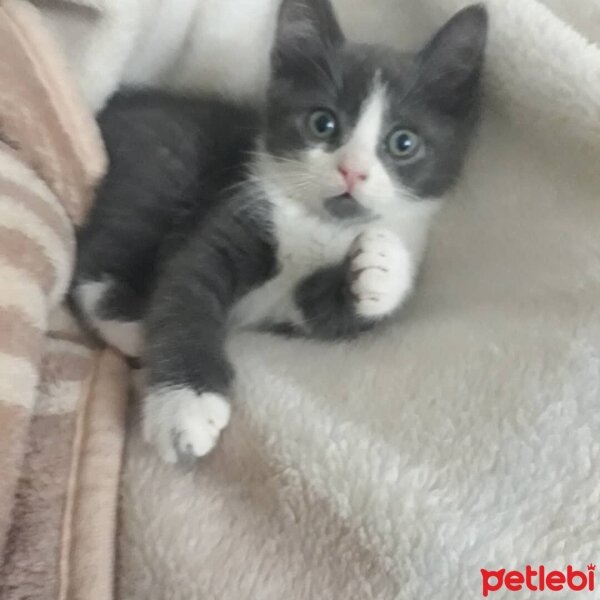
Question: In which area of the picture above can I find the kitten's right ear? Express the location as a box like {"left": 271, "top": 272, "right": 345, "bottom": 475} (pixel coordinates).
{"left": 272, "top": 0, "right": 345, "bottom": 74}
{"left": 417, "top": 4, "right": 488, "bottom": 116}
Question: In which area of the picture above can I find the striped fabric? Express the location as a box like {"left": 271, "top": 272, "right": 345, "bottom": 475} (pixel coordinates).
{"left": 0, "top": 2, "right": 127, "bottom": 599}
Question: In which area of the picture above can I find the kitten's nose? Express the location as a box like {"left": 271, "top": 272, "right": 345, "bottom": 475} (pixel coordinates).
{"left": 338, "top": 164, "right": 368, "bottom": 192}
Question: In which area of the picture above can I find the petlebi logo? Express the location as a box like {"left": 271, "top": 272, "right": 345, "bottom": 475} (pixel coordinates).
{"left": 481, "top": 564, "right": 596, "bottom": 597}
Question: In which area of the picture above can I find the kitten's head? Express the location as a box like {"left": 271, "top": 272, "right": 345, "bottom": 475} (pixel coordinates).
{"left": 261, "top": 0, "right": 488, "bottom": 221}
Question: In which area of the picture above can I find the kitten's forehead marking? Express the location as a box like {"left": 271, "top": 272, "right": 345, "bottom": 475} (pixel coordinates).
{"left": 342, "top": 73, "right": 387, "bottom": 167}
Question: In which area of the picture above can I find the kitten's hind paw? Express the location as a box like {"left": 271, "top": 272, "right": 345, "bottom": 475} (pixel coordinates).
{"left": 349, "top": 228, "right": 413, "bottom": 320}
{"left": 142, "top": 387, "right": 231, "bottom": 464}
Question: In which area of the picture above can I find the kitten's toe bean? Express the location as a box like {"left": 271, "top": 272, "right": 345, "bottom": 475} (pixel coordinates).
{"left": 350, "top": 228, "right": 413, "bottom": 319}
{"left": 142, "top": 387, "right": 231, "bottom": 464}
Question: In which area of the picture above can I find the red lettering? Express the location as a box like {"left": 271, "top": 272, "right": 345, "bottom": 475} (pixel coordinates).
{"left": 567, "top": 566, "right": 587, "bottom": 591}
{"left": 481, "top": 569, "right": 505, "bottom": 597}
{"left": 525, "top": 565, "right": 538, "bottom": 591}
{"left": 505, "top": 571, "right": 524, "bottom": 591}
{"left": 547, "top": 571, "right": 566, "bottom": 591}
{"left": 481, "top": 564, "right": 594, "bottom": 595}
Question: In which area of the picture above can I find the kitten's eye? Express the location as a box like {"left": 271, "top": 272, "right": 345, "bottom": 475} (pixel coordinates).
{"left": 307, "top": 110, "right": 337, "bottom": 140}
{"left": 387, "top": 129, "right": 422, "bottom": 161}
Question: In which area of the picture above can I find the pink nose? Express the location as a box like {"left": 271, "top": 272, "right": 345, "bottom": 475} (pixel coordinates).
{"left": 338, "top": 164, "right": 368, "bottom": 192}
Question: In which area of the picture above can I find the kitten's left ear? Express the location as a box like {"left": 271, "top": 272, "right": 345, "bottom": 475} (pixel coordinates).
{"left": 418, "top": 4, "right": 488, "bottom": 115}
{"left": 272, "top": 0, "right": 345, "bottom": 73}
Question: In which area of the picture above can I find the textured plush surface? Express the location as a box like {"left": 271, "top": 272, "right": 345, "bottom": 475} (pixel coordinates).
{"left": 0, "top": 2, "right": 124, "bottom": 599}
{"left": 36, "top": 0, "right": 600, "bottom": 598}
{"left": 118, "top": 118, "right": 600, "bottom": 599}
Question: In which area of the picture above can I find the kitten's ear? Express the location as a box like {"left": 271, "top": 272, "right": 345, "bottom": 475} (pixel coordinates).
{"left": 272, "top": 0, "right": 345, "bottom": 73}
{"left": 417, "top": 4, "right": 488, "bottom": 115}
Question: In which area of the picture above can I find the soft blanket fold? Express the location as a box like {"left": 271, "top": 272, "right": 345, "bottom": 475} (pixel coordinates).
{"left": 0, "top": 2, "right": 125, "bottom": 599}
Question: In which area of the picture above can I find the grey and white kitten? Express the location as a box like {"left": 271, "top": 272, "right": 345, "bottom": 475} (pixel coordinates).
{"left": 71, "top": 0, "right": 488, "bottom": 463}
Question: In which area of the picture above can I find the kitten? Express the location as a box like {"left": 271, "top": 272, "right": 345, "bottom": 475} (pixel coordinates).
{"left": 71, "top": 0, "right": 488, "bottom": 463}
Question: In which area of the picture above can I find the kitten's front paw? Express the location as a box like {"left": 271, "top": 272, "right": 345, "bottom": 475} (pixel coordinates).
{"left": 349, "top": 228, "right": 413, "bottom": 319}
{"left": 142, "top": 387, "right": 231, "bottom": 464}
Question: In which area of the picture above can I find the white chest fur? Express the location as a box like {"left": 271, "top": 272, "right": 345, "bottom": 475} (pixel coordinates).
{"left": 230, "top": 196, "right": 438, "bottom": 329}
{"left": 231, "top": 202, "right": 359, "bottom": 328}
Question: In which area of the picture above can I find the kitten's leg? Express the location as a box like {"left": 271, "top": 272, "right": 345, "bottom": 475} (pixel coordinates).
{"left": 71, "top": 94, "right": 215, "bottom": 358}
{"left": 142, "top": 205, "right": 276, "bottom": 463}
{"left": 142, "top": 294, "right": 235, "bottom": 463}
{"left": 296, "top": 227, "right": 414, "bottom": 339}
{"left": 72, "top": 277, "right": 144, "bottom": 358}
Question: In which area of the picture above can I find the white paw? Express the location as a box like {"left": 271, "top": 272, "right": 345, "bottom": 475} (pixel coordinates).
{"left": 76, "top": 280, "right": 143, "bottom": 357}
{"left": 142, "top": 387, "right": 231, "bottom": 464}
{"left": 349, "top": 228, "right": 413, "bottom": 319}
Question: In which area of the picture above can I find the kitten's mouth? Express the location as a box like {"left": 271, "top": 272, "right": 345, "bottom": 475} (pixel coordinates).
{"left": 324, "top": 193, "right": 369, "bottom": 220}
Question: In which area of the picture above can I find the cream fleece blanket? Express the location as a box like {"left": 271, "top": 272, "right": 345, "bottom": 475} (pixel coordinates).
{"left": 37, "top": 0, "right": 600, "bottom": 598}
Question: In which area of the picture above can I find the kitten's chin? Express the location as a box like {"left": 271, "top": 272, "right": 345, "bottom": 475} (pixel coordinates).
{"left": 323, "top": 193, "right": 371, "bottom": 221}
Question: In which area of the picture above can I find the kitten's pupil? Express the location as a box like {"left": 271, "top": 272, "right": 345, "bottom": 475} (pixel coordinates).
{"left": 308, "top": 110, "right": 337, "bottom": 140}
{"left": 396, "top": 134, "right": 412, "bottom": 152}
